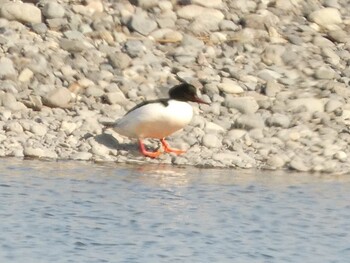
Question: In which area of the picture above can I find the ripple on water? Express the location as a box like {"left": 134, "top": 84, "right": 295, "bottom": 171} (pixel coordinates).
{"left": 0, "top": 159, "right": 349, "bottom": 262}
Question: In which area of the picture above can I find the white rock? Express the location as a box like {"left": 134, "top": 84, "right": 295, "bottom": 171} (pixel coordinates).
{"left": 44, "top": 87, "right": 73, "bottom": 108}
{"left": 70, "top": 152, "right": 92, "bottom": 161}
{"left": 227, "top": 129, "right": 247, "bottom": 140}
{"left": 0, "top": 3, "right": 41, "bottom": 24}
{"left": 177, "top": 5, "right": 224, "bottom": 20}
{"left": 225, "top": 96, "right": 259, "bottom": 114}
{"left": 192, "top": 0, "right": 223, "bottom": 8}
{"left": 0, "top": 57, "right": 17, "bottom": 79}
{"left": 288, "top": 98, "right": 324, "bottom": 113}
{"left": 218, "top": 79, "right": 244, "bottom": 94}
{"left": 205, "top": 122, "right": 226, "bottom": 133}
{"left": 61, "top": 121, "right": 77, "bottom": 134}
{"left": 202, "top": 134, "right": 222, "bottom": 148}
{"left": 308, "top": 8, "right": 342, "bottom": 27}
{"left": 18, "top": 68, "right": 34, "bottom": 82}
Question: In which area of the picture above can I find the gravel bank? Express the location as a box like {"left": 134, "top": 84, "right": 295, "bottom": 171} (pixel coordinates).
{"left": 1, "top": 0, "right": 350, "bottom": 173}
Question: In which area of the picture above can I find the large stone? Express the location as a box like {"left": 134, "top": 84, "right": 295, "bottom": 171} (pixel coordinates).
{"left": 129, "top": 13, "right": 157, "bottom": 35}
{"left": 224, "top": 96, "right": 259, "bottom": 114}
{"left": 44, "top": 87, "right": 73, "bottom": 108}
{"left": 288, "top": 98, "right": 324, "bottom": 113}
{"left": 218, "top": 79, "right": 244, "bottom": 94}
{"left": 177, "top": 5, "right": 224, "bottom": 20}
{"left": 0, "top": 3, "right": 41, "bottom": 24}
{"left": 308, "top": 8, "right": 342, "bottom": 27}
{"left": 42, "top": 2, "right": 65, "bottom": 19}
{"left": 192, "top": 0, "right": 223, "bottom": 8}
{"left": 0, "top": 57, "right": 17, "bottom": 79}
{"left": 202, "top": 134, "right": 222, "bottom": 148}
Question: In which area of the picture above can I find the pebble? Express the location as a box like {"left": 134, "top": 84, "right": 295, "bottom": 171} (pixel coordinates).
{"left": 218, "top": 79, "right": 244, "bottom": 94}
{"left": 308, "top": 8, "right": 342, "bottom": 27}
{"left": 224, "top": 96, "right": 259, "bottom": 114}
{"left": 202, "top": 134, "right": 222, "bottom": 148}
{"left": 44, "top": 88, "right": 73, "bottom": 108}
{"left": 0, "top": 57, "right": 17, "bottom": 79}
{"left": 0, "top": 3, "right": 42, "bottom": 24}
{"left": 42, "top": 2, "right": 65, "bottom": 19}
{"left": 18, "top": 68, "right": 34, "bottom": 82}
{"left": 267, "top": 155, "right": 285, "bottom": 168}
{"left": 289, "top": 157, "right": 310, "bottom": 172}
{"left": 129, "top": 13, "right": 157, "bottom": 36}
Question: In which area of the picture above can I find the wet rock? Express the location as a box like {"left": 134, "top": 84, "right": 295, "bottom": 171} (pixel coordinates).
{"left": 289, "top": 157, "right": 310, "bottom": 172}
{"left": 70, "top": 152, "right": 93, "bottom": 161}
{"left": 267, "top": 155, "right": 285, "bottom": 168}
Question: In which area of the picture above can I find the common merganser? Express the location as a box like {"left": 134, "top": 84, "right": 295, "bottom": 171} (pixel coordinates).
{"left": 105, "top": 83, "right": 208, "bottom": 158}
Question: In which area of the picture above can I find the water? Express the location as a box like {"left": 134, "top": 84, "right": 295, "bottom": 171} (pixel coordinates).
{"left": 0, "top": 158, "right": 349, "bottom": 263}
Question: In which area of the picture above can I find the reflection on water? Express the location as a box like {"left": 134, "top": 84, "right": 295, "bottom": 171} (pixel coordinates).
{"left": 0, "top": 158, "right": 349, "bottom": 263}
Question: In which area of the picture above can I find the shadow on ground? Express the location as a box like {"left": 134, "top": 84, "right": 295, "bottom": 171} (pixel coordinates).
{"left": 94, "top": 133, "right": 138, "bottom": 152}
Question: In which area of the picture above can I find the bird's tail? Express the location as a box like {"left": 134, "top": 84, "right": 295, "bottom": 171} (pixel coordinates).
{"left": 100, "top": 121, "right": 117, "bottom": 131}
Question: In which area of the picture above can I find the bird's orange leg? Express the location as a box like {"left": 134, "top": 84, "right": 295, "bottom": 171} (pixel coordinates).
{"left": 138, "top": 139, "right": 162, "bottom": 158}
{"left": 160, "top": 138, "right": 185, "bottom": 155}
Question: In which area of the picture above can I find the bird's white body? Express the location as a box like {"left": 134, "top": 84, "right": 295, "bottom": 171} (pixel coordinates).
{"left": 113, "top": 100, "right": 194, "bottom": 139}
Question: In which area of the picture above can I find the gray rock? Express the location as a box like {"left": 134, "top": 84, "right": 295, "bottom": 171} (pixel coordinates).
{"left": 0, "top": 93, "right": 26, "bottom": 111}
{"left": 0, "top": 57, "right": 17, "bottom": 79}
{"left": 202, "top": 134, "right": 222, "bottom": 148}
{"left": 314, "top": 66, "right": 335, "bottom": 79}
{"left": 267, "top": 155, "right": 285, "bottom": 168}
{"left": 30, "top": 123, "right": 47, "bottom": 136}
{"left": 59, "top": 39, "right": 86, "bottom": 52}
{"left": 289, "top": 157, "right": 310, "bottom": 172}
{"left": 104, "top": 91, "right": 128, "bottom": 105}
{"left": 266, "top": 113, "right": 291, "bottom": 128}
{"left": 24, "top": 146, "right": 57, "bottom": 159}
{"left": 124, "top": 40, "right": 145, "bottom": 57}
{"left": 129, "top": 13, "right": 157, "bottom": 36}
{"left": 235, "top": 114, "right": 265, "bottom": 130}
{"left": 264, "top": 80, "right": 282, "bottom": 97}
{"left": 224, "top": 96, "right": 259, "bottom": 114}
{"left": 130, "top": 0, "right": 158, "bottom": 9}
{"left": 42, "top": 2, "right": 65, "bottom": 19}
{"left": 328, "top": 29, "right": 350, "bottom": 43}
{"left": 31, "top": 23, "right": 48, "bottom": 34}
{"left": 70, "top": 152, "right": 93, "bottom": 161}
{"left": 47, "top": 18, "right": 68, "bottom": 30}
{"left": 108, "top": 52, "right": 132, "bottom": 69}
{"left": 0, "top": 3, "right": 41, "bottom": 24}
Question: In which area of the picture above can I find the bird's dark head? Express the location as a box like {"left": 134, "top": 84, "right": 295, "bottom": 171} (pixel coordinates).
{"left": 168, "top": 83, "right": 209, "bottom": 104}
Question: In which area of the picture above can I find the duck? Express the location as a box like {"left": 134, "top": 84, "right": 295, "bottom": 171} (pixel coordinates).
{"left": 104, "top": 83, "right": 208, "bottom": 158}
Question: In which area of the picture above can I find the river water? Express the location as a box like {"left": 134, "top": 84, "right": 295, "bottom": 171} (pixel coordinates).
{"left": 0, "top": 158, "right": 349, "bottom": 263}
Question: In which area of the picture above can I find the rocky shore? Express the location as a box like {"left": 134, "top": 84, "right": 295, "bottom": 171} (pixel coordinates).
{"left": 0, "top": 0, "right": 350, "bottom": 173}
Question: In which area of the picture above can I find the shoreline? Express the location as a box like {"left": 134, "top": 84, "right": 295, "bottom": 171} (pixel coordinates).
{"left": 1, "top": 0, "right": 350, "bottom": 173}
